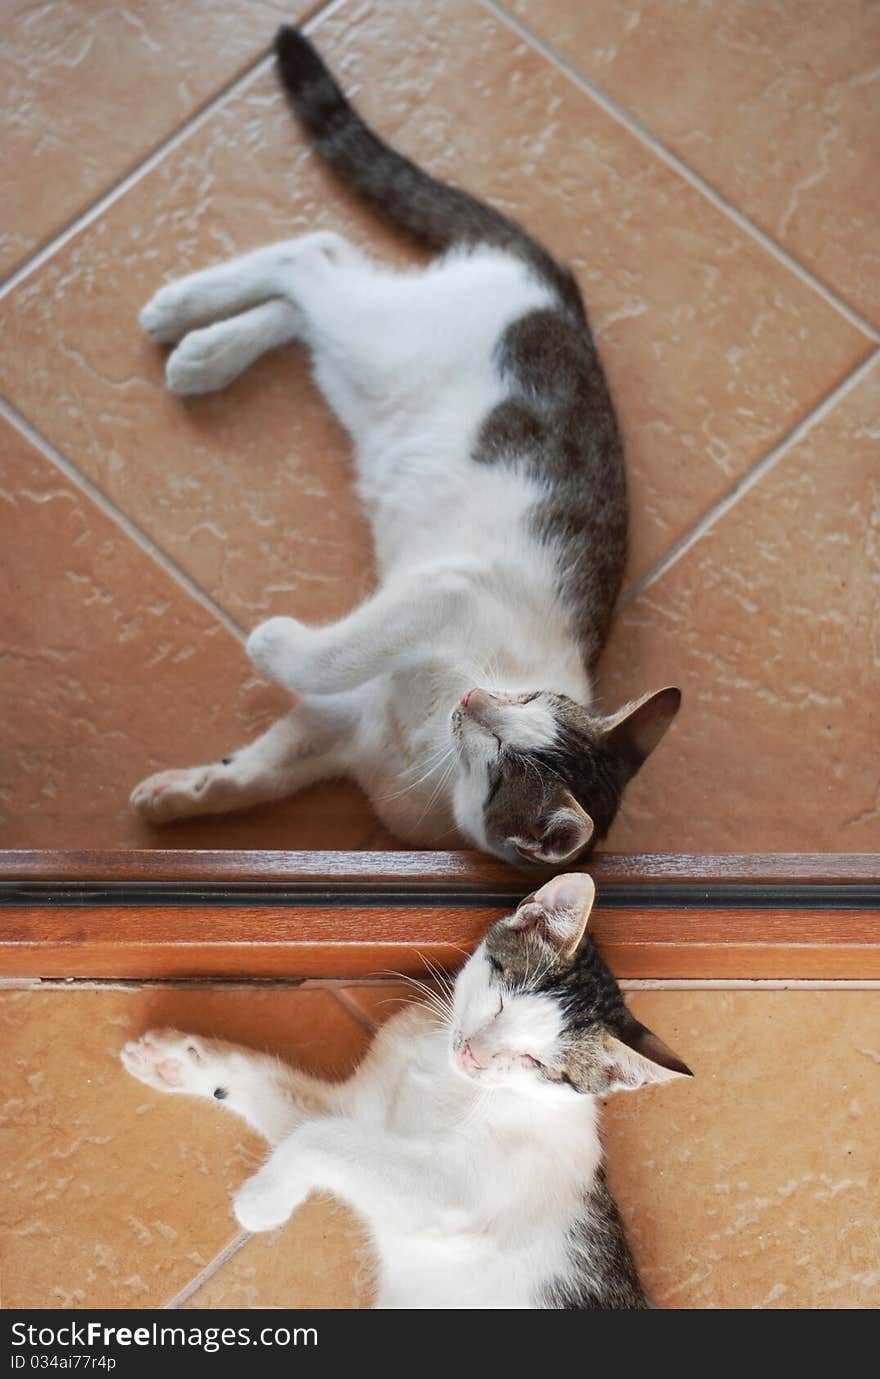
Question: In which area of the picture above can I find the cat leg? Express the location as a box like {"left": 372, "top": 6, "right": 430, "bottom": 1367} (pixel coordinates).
{"left": 165, "top": 299, "right": 302, "bottom": 396}
{"left": 247, "top": 570, "right": 473, "bottom": 694}
{"left": 232, "top": 1118, "right": 464, "bottom": 1233}
{"left": 120, "top": 1030, "right": 334, "bottom": 1145}
{"left": 130, "top": 697, "right": 355, "bottom": 824}
{"left": 140, "top": 232, "right": 358, "bottom": 343}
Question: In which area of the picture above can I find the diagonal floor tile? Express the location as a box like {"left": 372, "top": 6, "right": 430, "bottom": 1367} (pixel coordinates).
{"left": 604, "top": 991, "right": 880, "bottom": 1309}
{"left": 0, "top": 0, "right": 871, "bottom": 639}
{"left": 508, "top": 0, "right": 880, "bottom": 327}
{"left": 338, "top": 984, "right": 433, "bottom": 1034}
{"left": 0, "top": 418, "right": 392, "bottom": 847}
{"left": 0, "top": 0, "right": 308, "bottom": 279}
{"left": 181, "top": 984, "right": 880, "bottom": 1310}
{"left": 181, "top": 1196, "right": 374, "bottom": 1310}
{"left": 180, "top": 984, "right": 418, "bottom": 1311}
{"left": 0, "top": 986, "right": 371, "bottom": 1309}
{"left": 600, "top": 361, "right": 880, "bottom": 854}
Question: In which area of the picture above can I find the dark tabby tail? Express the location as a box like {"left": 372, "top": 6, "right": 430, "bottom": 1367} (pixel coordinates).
{"left": 275, "top": 26, "right": 585, "bottom": 316}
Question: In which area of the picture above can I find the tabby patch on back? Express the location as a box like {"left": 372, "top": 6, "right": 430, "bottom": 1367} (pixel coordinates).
{"left": 130, "top": 26, "right": 681, "bottom": 865}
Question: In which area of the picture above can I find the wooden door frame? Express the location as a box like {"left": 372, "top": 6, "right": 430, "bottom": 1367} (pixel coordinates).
{"left": 2, "top": 849, "right": 878, "bottom": 980}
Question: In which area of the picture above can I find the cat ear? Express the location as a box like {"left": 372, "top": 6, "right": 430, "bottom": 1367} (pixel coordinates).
{"left": 600, "top": 1015, "right": 692, "bottom": 1093}
{"left": 507, "top": 871, "right": 596, "bottom": 957}
{"left": 512, "top": 795, "right": 594, "bottom": 866}
{"left": 605, "top": 686, "right": 681, "bottom": 771}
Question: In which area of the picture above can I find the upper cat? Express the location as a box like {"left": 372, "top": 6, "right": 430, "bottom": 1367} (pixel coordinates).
{"left": 131, "top": 26, "right": 681, "bottom": 866}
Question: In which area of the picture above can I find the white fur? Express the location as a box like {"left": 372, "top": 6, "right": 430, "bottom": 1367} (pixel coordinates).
{"left": 132, "top": 235, "right": 592, "bottom": 854}
{"left": 121, "top": 949, "right": 603, "bottom": 1310}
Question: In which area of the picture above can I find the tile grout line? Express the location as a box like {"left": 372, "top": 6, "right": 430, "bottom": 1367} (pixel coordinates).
{"left": 331, "top": 987, "right": 380, "bottom": 1033}
{"left": 0, "top": 397, "right": 247, "bottom": 642}
{"left": 0, "top": 52, "right": 267, "bottom": 304}
{"left": 164, "top": 1231, "right": 254, "bottom": 1311}
{"left": 620, "top": 344, "right": 880, "bottom": 605}
{"left": 0, "top": 0, "right": 349, "bottom": 304}
{"left": 0, "top": 0, "right": 351, "bottom": 651}
{"left": 483, "top": 0, "right": 880, "bottom": 344}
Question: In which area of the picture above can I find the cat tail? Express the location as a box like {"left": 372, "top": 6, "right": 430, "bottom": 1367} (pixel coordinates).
{"left": 274, "top": 25, "right": 585, "bottom": 317}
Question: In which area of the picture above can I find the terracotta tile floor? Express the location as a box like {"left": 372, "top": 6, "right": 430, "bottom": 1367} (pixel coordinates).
{"left": 0, "top": 0, "right": 308, "bottom": 278}
{"left": 510, "top": 0, "right": 880, "bottom": 326}
{"left": 2, "top": 980, "right": 878, "bottom": 1310}
{"left": 0, "top": 0, "right": 876, "bottom": 853}
{"left": 2, "top": 1, "right": 878, "bottom": 1313}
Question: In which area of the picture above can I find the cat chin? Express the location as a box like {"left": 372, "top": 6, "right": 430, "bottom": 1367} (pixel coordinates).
{"left": 455, "top": 1061, "right": 550, "bottom": 1092}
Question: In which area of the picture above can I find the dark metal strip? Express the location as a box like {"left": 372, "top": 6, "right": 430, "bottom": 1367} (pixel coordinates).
{"left": 1, "top": 881, "right": 878, "bottom": 910}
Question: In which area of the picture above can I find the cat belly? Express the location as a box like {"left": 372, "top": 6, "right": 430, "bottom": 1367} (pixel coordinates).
{"left": 374, "top": 1238, "right": 541, "bottom": 1310}
{"left": 311, "top": 245, "right": 552, "bottom": 422}
{"left": 309, "top": 244, "right": 553, "bottom": 562}
{"left": 362, "top": 445, "right": 547, "bottom": 583}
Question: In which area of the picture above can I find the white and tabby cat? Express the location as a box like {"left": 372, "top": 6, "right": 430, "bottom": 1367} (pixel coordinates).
{"left": 131, "top": 27, "right": 680, "bottom": 865}
{"left": 122, "top": 872, "right": 690, "bottom": 1309}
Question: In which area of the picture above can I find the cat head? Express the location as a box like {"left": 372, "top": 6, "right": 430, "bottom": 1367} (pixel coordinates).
{"left": 451, "top": 872, "right": 691, "bottom": 1095}
{"left": 450, "top": 685, "right": 680, "bottom": 865}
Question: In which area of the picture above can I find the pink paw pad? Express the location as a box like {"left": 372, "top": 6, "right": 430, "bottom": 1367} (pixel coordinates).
{"left": 156, "top": 1057, "right": 183, "bottom": 1086}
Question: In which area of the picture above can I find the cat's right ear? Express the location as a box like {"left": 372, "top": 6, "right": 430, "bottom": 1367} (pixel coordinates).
{"left": 605, "top": 686, "right": 682, "bottom": 772}
{"left": 506, "top": 871, "right": 596, "bottom": 958}
{"left": 599, "top": 1014, "right": 693, "bottom": 1092}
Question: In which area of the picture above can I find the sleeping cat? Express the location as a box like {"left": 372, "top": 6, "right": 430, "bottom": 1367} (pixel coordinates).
{"left": 122, "top": 872, "right": 690, "bottom": 1309}
{"left": 131, "top": 26, "right": 681, "bottom": 866}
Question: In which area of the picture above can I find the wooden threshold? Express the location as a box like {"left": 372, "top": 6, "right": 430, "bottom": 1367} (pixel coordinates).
{"left": 1, "top": 849, "right": 878, "bottom": 980}
{"left": 3, "top": 848, "right": 879, "bottom": 885}
{"left": 0, "top": 903, "right": 876, "bottom": 980}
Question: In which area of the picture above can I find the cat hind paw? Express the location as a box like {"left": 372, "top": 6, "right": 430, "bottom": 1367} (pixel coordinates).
{"left": 140, "top": 282, "right": 196, "bottom": 345}
{"left": 165, "top": 326, "right": 246, "bottom": 396}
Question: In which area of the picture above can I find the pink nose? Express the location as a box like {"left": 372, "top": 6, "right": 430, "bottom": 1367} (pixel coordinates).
{"left": 460, "top": 1041, "right": 485, "bottom": 1072}
{"left": 460, "top": 688, "right": 477, "bottom": 709}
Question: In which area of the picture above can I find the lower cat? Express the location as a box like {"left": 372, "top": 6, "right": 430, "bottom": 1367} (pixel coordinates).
{"left": 122, "top": 873, "right": 690, "bottom": 1309}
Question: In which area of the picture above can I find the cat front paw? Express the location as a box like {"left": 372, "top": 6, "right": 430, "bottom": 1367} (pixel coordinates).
{"left": 130, "top": 766, "right": 216, "bottom": 822}
{"left": 246, "top": 616, "right": 317, "bottom": 691}
{"left": 121, "top": 1030, "right": 222, "bottom": 1097}
{"left": 233, "top": 1169, "right": 300, "bottom": 1234}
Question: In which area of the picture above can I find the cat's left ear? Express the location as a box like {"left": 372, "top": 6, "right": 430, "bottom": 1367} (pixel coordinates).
{"left": 605, "top": 686, "right": 681, "bottom": 772}
{"left": 511, "top": 793, "right": 594, "bottom": 866}
{"left": 600, "top": 1013, "right": 693, "bottom": 1092}
{"left": 506, "top": 871, "right": 596, "bottom": 958}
